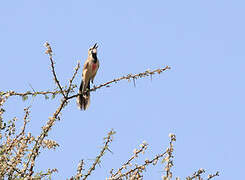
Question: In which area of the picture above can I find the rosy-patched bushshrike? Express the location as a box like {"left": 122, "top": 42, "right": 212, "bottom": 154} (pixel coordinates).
{"left": 77, "top": 43, "right": 99, "bottom": 110}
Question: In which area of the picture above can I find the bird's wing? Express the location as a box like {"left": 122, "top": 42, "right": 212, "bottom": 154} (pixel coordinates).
{"left": 83, "top": 60, "right": 89, "bottom": 70}
{"left": 95, "top": 59, "right": 99, "bottom": 73}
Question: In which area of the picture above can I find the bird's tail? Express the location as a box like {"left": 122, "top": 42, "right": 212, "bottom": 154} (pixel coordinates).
{"left": 76, "top": 80, "right": 90, "bottom": 110}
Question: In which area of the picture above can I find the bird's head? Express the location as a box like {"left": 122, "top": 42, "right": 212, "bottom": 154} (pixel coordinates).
{"left": 88, "top": 43, "right": 98, "bottom": 56}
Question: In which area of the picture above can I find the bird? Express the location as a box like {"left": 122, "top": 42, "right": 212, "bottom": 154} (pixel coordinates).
{"left": 77, "top": 43, "right": 99, "bottom": 110}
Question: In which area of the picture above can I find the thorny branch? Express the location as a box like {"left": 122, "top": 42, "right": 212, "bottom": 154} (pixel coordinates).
{"left": 82, "top": 130, "right": 115, "bottom": 180}
{"left": 67, "top": 65, "right": 171, "bottom": 100}
{"left": 162, "top": 133, "right": 176, "bottom": 180}
{"left": 186, "top": 168, "right": 206, "bottom": 180}
{"left": 4, "top": 107, "right": 30, "bottom": 155}
{"left": 73, "top": 160, "right": 84, "bottom": 180}
{"left": 0, "top": 106, "right": 36, "bottom": 178}
{"left": 207, "top": 171, "right": 219, "bottom": 180}
{"left": 111, "top": 141, "right": 148, "bottom": 178}
{"left": 108, "top": 139, "right": 170, "bottom": 180}
{"left": 1, "top": 90, "right": 61, "bottom": 98}
{"left": 24, "top": 43, "right": 81, "bottom": 178}
{"left": 1, "top": 66, "right": 170, "bottom": 101}
{"left": 66, "top": 61, "right": 80, "bottom": 97}
{"left": 44, "top": 42, "right": 66, "bottom": 98}
{"left": 1, "top": 61, "right": 169, "bottom": 104}
{"left": 186, "top": 169, "right": 219, "bottom": 180}
{"left": 119, "top": 149, "right": 167, "bottom": 179}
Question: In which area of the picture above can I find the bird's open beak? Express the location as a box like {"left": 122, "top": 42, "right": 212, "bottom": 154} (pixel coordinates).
{"left": 93, "top": 43, "right": 98, "bottom": 49}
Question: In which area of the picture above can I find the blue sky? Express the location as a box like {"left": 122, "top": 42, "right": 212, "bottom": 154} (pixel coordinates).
{"left": 1, "top": 0, "right": 244, "bottom": 179}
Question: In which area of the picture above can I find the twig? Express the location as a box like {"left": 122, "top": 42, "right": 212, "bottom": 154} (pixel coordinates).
{"left": 115, "top": 151, "right": 168, "bottom": 180}
{"left": 44, "top": 42, "right": 66, "bottom": 98}
{"left": 109, "top": 134, "right": 176, "bottom": 180}
{"left": 186, "top": 168, "right": 206, "bottom": 180}
{"left": 163, "top": 133, "right": 176, "bottom": 179}
{"left": 207, "top": 171, "right": 219, "bottom": 180}
{"left": 3, "top": 66, "right": 170, "bottom": 100}
{"left": 26, "top": 99, "right": 66, "bottom": 177}
{"left": 28, "top": 83, "right": 36, "bottom": 93}
{"left": 65, "top": 61, "right": 80, "bottom": 97}
{"left": 111, "top": 141, "right": 148, "bottom": 178}
{"left": 1, "top": 90, "right": 62, "bottom": 97}
{"left": 82, "top": 130, "right": 115, "bottom": 180}
{"left": 5, "top": 107, "right": 30, "bottom": 154}
{"left": 67, "top": 66, "right": 171, "bottom": 100}
{"left": 25, "top": 43, "right": 80, "bottom": 177}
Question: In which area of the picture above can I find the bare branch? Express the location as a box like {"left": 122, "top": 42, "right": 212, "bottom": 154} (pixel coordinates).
{"left": 116, "top": 151, "right": 168, "bottom": 179}
{"left": 207, "top": 171, "right": 219, "bottom": 180}
{"left": 111, "top": 141, "right": 148, "bottom": 178}
{"left": 2, "top": 65, "right": 170, "bottom": 101}
{"left": 2, "top": 90, "right": 61, "bottom": 97}
{"left": 82, "top": 130, "right": 115, "bottom": 180}
{"left": 65, "top": 61, "right": 80, "bottom": 97}
{"left": 26, "top": 98, "right": 66, "bottom": 177}
{"left": 4, "top": 107, "right": 30, "bottom": 154}
{"left": 162, "top": 133, "right": 176, "bottom": 180}
{"left": 1, "top": 54, "right": 80, "bottom": 101}
{"left": 186, "top": 168, "right": 206, "bottom": 180}
{"left": 109, "top": 133, "right": 176, "bottom": 180}
{"left": 24, "top": 44, "right": 81, "bottom": 178}
{"left": 44, "top": 42, "right": 66, "bottom": 99}
{"left": 67, "top": 65, "right": 171, "bottom": 100}
{"left": 76, "top": 160, "right": 84, "bottom": 179}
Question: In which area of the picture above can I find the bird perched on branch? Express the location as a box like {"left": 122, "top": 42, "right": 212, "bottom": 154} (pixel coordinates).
{"left": 77, "top": 43, "right": 99, "bottom": 110}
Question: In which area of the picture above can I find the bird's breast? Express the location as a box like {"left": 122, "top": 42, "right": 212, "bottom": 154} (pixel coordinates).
{"left": 92, "top": 63, "right": 98, "bottom": 72}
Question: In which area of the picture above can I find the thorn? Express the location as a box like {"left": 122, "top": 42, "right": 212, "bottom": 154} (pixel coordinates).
{"left": 133, "top": 78, "right": 136, "bottom": 87}
{"left": 28, "top": 83, "right": 36, "bottom": 93}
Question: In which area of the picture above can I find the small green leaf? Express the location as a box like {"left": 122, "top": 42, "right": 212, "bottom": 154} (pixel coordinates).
{"left": 44, "top": 95, "right": 49, "bottom": 100}
{"left": 22, "top": 95, "right": 28, "bottom": 101}
{"left": 51, "top": 94, "right": 56, "bottom": 99}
